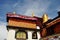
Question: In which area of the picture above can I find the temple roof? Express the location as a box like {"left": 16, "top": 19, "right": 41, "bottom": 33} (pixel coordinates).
{"left": 46, "top": 16, "right": 60, "bottom": 28}
{"left": 6, "top": 12, "right": 43, "bottom": 30}
{"left": 7, "top": 13, "right": 38, "bottom": 21}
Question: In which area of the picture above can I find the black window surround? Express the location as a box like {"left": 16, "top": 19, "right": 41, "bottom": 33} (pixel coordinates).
{"left": 15, "top": 30, "right": 28, "bottom": 39}
{"left": 32, "top": 32, "right": 37, "bottom": 39}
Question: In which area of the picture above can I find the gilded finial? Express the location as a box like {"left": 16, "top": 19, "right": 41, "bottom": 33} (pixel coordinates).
{"left": 32, "top": 11, "right": 34, "bottom": 17}
{"left": 42, "top": 13, "right": 48, "bottom": 23}
{"left": 13, "top": 11, "right": 16, "bottom": 14}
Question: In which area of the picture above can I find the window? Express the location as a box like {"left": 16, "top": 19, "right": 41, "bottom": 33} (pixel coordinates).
{"left": 32, "top": 32, "right": 37, "bottom": 39}
{"left": 15, "top": 30, "right": 28, "bottom": 39}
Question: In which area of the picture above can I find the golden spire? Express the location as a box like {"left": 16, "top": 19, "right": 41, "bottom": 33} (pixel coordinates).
{"left": 42, "top": 13, "right": 48, "bottom": 23}
{"left": 13, "top": 11, "right": 16, "bottom": 14}
{"left": 32, "top": 11, "right": 34, "bottom": 17}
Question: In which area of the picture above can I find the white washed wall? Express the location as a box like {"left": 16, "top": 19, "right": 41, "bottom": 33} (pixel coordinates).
{"left": 7, "top": 29, "right": 16, "bottom": 40}
{"left": 27, "top": 31, "right": 32, "bottom": 40}
{"left": 27, "top": 31, "right": 40, "bottom": 40}
{"left": 7, "top": 29, "right": 40, "bottom": 40}
{"left": 37, "top": 32, "right": 41, "bottom": 40}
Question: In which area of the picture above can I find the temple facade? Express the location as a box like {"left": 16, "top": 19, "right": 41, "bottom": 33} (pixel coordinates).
{"left": 6, "top": 13, "right": 42, "bottom": 40}
{"left": 6, "top": 11, "right": 60, "bottom": 40}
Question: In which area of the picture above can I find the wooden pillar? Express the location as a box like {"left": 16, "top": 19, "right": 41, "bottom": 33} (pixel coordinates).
{"left": 41, "top": 28, "right": 47, "bottom": 37}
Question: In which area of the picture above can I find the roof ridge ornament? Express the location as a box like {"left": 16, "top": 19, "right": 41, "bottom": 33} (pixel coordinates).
{"left": 13, "top": 11, "right": 16, "bottom": 14}
{"left": 32, "top": 11, "right": 35, "bottom": 17}
{"left": 42, "top": 13, "right": 48, "bottom": 23}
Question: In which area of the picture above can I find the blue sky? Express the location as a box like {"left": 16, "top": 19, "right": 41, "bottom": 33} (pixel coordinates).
{"left": 0, "top": 0, "right": 60, "bottom": 40}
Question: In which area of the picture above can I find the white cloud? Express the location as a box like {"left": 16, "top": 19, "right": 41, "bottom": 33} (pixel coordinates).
{"left": 0, "top": 17, "right": 2, "bottom": 19}
{"left": 0, "top": 16, "right": 3, "bottom": 19}
{"left": 0, "top": 21, "right": 7, "bottom": 40}
{"left": 12, "top": 0, "right": 51, "bottom": 17}
{"left": 56, "top": 6, "right": 60, "bottom": 11}
{"left": 13, "top": 3, "right": 18, "bottom": 7}
{"left": 26, "top": 0, "right": 51, "bottom": 17}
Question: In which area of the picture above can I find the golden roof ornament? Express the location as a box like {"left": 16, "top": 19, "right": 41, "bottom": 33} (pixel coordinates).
{"left": 32, "top": 11, "right": 34, "bottom": 17}
{"left": 13, "top": 11, "right": 16, "bottom": 14}
{"left": 42, "top": 13, "right": 48, "bottom": 23}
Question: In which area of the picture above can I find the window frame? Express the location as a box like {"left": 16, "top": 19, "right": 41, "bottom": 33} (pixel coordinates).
{"left": 32, "top": 32, "right": 37, "bottom": 39}
{"left": 15, "top": 30, "right": 28, "bottom": 39}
